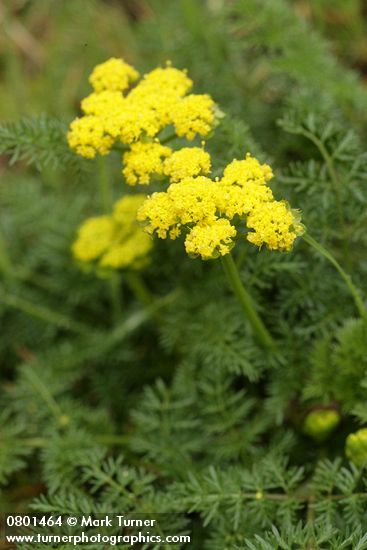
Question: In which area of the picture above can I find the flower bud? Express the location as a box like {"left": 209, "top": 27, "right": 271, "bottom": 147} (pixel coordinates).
{"left": 346, "top": 428, "right": 367, "bottom": 466}
{"left": 303, "top": 409, "right": 340, "bottom": 441}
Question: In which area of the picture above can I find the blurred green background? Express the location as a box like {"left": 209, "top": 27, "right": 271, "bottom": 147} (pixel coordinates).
{"left": 2, "top": 0, "right": 367, "bottom": 126}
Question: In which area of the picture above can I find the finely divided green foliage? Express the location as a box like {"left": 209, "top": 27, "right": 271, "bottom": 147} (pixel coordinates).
{"left": 1, "top": 0, "right": 367, "bottom": 548}
{"left": 0, "top": 115, "right": 88, "bottom": 178}
{"left": 243, "top": 525, "right": 367, "bottom": 550}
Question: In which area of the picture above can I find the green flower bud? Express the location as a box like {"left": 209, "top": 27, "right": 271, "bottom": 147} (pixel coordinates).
{"left": 59, "top": 414, "right": 70, "bottom": 427}
{"left": 303, "top": 409, "right": 340, "bottom": 442}
{"left": 346, "top": 428, "right": 367, "bottom": 467}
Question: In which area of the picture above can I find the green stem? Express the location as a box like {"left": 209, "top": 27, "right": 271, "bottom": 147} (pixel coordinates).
{"left": 0, "top": 221, "right": 64, "bottom": 293}
{"left": 160, "top": 132, "right": 177, "bottom": 145}
{"left": 109, "top": 272, "right": 122, "bottom": 323}
{"left": 112, "top": 142, "right": 129, "bottom": 153}
{"left": 0, "top": 287, "right": 89, "bottom": 335}
{"left": 302, "top": 233, "right": 367, "bottom": 322}
{"left": 221, "top": 253, "right": 274, "bottom": 349}
{"left": 301, "top": 129, "right": 351, "bottom": 267}
{"left": 0, "top": 228, "right": 14, "bottom": 280}
{"left": 24, "top": 366, "right": 64, "bottom": 420}
{"left": 125, "top": 271, "right": 154, "bottom": 307}
{"left": 22, "top": 434, "right": 130, "bottom": 448}
{"left": 125, "top": 271, "right": 163, "bottom": 324}
{"left": 97, "top": 156, "right": 124, "bottom": 323}
{"left": 97, "top": 155, "right": 113, "bottom": 212}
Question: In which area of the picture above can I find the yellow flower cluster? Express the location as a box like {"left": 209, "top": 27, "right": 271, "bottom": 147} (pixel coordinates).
{"left": 123, "top": 141, "right": 172, "bottom": 185}
{"left": 72, "top": 216, "right": 115, "bottom": 262}
{"left": 72, "top": 195, "right": 152, "bottom": 270}
{"left": 170, "top": 94, "right": 215, "bottom": 140}
{"left": 81, "top": 90, "right": 125, "bottom": 117}
{"left": 68, "top": 59, "right": 302, "bottom": 262}
{"left": 345, "top": 428, "right": 367, "bottom": 466}
{"left": 67, "top": 58, "right": 217, "bottom": 164}
{"left": 221, "top": 155, "right": 273, "bottom": 186}
{"left": 185, "top": 220, "right": 237, "bottom": 260}
{"left": 164, "top": 147, "right": 211, "bottom": 182}
{"left": 247, "top": 201, "right": 302, "bottom": 252}
{"left": 122, "top": 143, "right": 212, "bottom": 186}
{"left": 89, "top": 58, "right": 139, "bottom": 93}
{"left": 138, "top": 153, "right": 303, "bottom": 259}
{"left": 67, "top": 117, "right": 114, "bottom": 159}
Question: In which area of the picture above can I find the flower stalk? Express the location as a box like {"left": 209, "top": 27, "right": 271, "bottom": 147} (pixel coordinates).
{"left": 300, "top": 129, "right": 351, "bottom": 268}
{"left": 125, "top": 271, "right": 155, "bottom": 309}
{"left": 97, "top": 156, "right": 122, "bottom": 323}
{"left": 302, "top": 233, "right": 367, "bottom": 322}
{"left": 221, "top": 253, "right": 274, "bottom": 349}
{"left": 97, "top": 155, "right": 113, "bottom": 212}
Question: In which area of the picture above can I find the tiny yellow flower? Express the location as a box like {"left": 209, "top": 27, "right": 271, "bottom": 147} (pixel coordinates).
{"left": 89, "top": 57, "right": 139, "bottom": 93}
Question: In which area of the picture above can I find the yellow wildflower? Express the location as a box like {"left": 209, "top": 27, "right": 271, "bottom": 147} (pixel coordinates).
{"left": 221, "top": 154, "right": 274, "bottom": 187}
{"left": 68, "top": 59, "right": 217, "bottom": 159}
{"left": 67, "top": 116, "right": 114, "bottom": 158}
{"left": 72, "top": 195, "right": 152, "bottom": 270}
{"left": 123, "top": 141, "right": 172, "bottom": 185}
{"left": 346, "top": 428, "right": 367, "bottom": 466}
{"left": 164, "top": 147, "right": 211, "bottom": 182}
{"left": 172, "top": 94, "right": 216, "bottom": 140}
{"left": 72, "top": 216, "right": 114, "bottom": 262}
{"left": 89, "top": 57, "right": 139, "bottom": 93}
{"left": 138, "top": 153, "right": 302, "bottom": 258}
{"left": 185, "top": 219, "right": 236, "bottom": 260}
{"left": 246, "top": 201, "right": 303, "bottom": 251}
